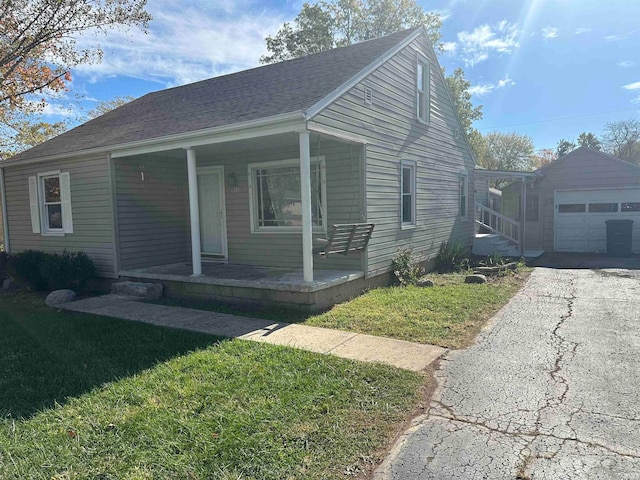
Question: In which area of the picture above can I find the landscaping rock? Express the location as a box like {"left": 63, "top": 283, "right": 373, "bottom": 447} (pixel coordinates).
{"left": 111, "top": 281, "right": 163, "bottom": 300}
{"left": 465, "top": 274, "right": 487, "bottom": 284}
{"left": 416, "top": 277, "right": 435, "bottom": 287}
{"left": 45, "top": 289, "right": 76, "bottom": 307}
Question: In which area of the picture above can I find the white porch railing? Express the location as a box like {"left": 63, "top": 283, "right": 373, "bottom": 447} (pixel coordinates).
{"left": 475, "top": 202, "right": 520, "bottom": 250}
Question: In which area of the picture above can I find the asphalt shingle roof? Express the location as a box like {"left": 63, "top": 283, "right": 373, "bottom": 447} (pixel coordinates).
{"left": 8, "top": 28, "right": 419, "bottom": 162}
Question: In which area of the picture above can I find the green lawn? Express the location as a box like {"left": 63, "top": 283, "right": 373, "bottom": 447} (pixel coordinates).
{"left": 160, "top": 271, "right": 529, "bottom": 349}
{"left": 0, "top": 293, "right": 423, "bottom": 479}
{"left": 305, "top": 272, "right": 527, "bottom": 348}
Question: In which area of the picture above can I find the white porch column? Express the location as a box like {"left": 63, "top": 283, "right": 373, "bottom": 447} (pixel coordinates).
{"left": 186, "top": 148, "right": 203, "bottom": 277}
{"left": 299, "top": 131, "right": 314, "bottom": 282}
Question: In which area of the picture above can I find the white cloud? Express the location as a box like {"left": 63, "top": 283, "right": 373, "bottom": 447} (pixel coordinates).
{"left": 541, "top": 26, "right": 558, "bottom": 39}
{"left": 623, "top": 81, "right": 640, "bottom": 91}
{"left": 618, "top": 61, "right": 635, "bottom": 68}
{"left": 455, "top": 21, "right": 519, "bottom": 66}
{"left": 574, "top": 27, "right": 591, "bottom": 35}
{"left": 605, "top": 31, "right": 635, "bottom": 42}
{"left": 442, "top": 41, "right": 457, "bottom": 53}
{"left": 469, "top": 75, "right": 515, "bottom": 97}
{"left": 41, "top": 103, "right": 79, "bottom": 118}
{"left": 72, "top": 2, "right": 287, "bottom": 87}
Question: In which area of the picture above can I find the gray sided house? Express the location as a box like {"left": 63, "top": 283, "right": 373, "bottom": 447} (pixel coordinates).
{"left": 479, "top": 147, "right": 640, "bottom": 255}
{"left": 0, "top": 27, "right": 475, "bottom": 310}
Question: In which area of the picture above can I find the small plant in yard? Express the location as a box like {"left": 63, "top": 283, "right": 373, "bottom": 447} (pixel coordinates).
{"left": 483, "top": 251, "right": 506, "bottom": 267}
{"left": 433, "top": 241, "right": 470, "bottom": 273}
{"left": 0, "top": 250, "right": 7, "bottom": 279}
{"left": 39, "top": 250, "right": 97, "bottom": 291}
{"left": 7, "top": 249, "right": 97, "bottom": 292}
{"left": 7, "top": 249, "right": 49, "bottom": 290}
{"left": 392, "top": 247, "right": 425, "bottom": 286}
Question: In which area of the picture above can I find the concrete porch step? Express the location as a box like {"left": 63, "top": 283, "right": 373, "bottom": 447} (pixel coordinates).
{"left": 111, "top": 281, "right": 163, "bottom": 300}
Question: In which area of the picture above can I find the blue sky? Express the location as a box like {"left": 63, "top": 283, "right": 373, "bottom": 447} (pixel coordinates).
{"left": 47, "top": 0, "right": 640, "bottom": 152}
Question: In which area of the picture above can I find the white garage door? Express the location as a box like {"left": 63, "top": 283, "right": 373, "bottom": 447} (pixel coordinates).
{"left": 555, "top": 189, "right": 640, "bottom": 252}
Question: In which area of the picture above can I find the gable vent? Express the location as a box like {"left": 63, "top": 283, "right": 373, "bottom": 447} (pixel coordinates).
{"left": 364, "top": 87, "right": 373, "bottom": 105}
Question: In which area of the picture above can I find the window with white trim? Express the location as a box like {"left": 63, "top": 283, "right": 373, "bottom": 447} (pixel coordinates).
{"left": 29, "top": 171, "right": 73, "bottom": 235}
{"left": 416, "top": 54, "right": 430, "bottom": 123}
{"left": 401, "top": 160, "right": 416, "bottom": 227}
{"left": 249, "top": 157, "right": 326, "bottom": 232}
{"left": 459, "top": 172, "right": 468, "bottom": 220}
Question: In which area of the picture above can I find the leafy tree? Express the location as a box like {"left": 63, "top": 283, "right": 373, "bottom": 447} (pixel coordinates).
{"left": 476, "top": 131, "right": 535, "bottom": 172}
{"left": 603, "top": 119, "right": 640, "bottom": 164}
{"left": 87, "top": 96, "right": 135, "bottom": 120}
{"left": 532, "top": 148, "right": 557, "bottom": 168}
{"left": 0, "top": 0, "right": 150, "bottom": 115}
{"left": 0, "top": 111, "right": 67, "bottom": 159}
{"left": 444, "top": 68, "right": 483, "bottom": 137}
{"left": 467, "top": 129, "right": 486, "bottom": 163}
{"left": 556, "top": 139, "right": 576, "bottom": 158}
{"left": 260, "top": 0, "right": 442, "bottom": 64}
{"left": 576, "top": 131, "right": 601, "bottom": 150}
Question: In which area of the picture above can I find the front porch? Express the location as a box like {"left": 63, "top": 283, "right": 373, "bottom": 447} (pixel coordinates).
{"left": 110, "top": 124, "right": 372, "bottom": 310}
{"left": 120, "top": 263, "right": 369, "bottom": 312}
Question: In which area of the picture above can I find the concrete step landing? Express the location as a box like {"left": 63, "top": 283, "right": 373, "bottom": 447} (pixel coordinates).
{"left": 111, "top": 281, "right": 163, "bottom": 301}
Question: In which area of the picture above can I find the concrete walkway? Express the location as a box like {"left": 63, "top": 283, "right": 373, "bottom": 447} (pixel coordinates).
{"left": 58, "top": 295, "right": 445, "bottom": 372}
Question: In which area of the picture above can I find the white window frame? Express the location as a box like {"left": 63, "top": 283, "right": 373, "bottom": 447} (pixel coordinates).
{"left": 459, "top": 171, "right": 468, "bottom": 221}
{"left": 401, "top": 160, "right": 417, "bottom": 229}
{"left": 416, "top": 52, "right": 430, "bottom": 124}
{"left": 248, "top": 156, "right": 327, "bottom": 234}
{"left": 33, "top": 170, "right": 73, "bottom": 236}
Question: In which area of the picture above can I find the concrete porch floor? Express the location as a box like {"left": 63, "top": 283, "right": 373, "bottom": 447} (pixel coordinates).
{"left": 120, "top": 263, "right": 364, "bottom": 293}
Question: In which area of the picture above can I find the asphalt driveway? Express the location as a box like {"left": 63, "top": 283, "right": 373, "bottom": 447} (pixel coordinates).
{"left": 375, "top": 265, "right": 640, "bottom": 479}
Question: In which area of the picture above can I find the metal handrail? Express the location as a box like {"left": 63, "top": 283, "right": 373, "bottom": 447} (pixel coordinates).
{"left": 475, "top": 202, "right": 520, "bottom": 248}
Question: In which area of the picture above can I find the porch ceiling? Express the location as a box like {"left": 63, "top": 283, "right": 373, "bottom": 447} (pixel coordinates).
{"left": 125, "top": 132, "right": 302, "bottom": 161}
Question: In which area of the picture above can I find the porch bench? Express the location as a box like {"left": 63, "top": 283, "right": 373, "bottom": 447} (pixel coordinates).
{"left": 313, "top": 223, "right": 375, "bottom": 257}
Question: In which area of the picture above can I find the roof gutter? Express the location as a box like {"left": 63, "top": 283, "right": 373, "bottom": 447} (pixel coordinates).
{"left": 1, "top": 111, "right": 307, "bottom": 166}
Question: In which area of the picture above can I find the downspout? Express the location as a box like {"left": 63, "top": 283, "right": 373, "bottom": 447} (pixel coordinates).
{"left": 0, "top": 167, "right": 10, "bottom": 254}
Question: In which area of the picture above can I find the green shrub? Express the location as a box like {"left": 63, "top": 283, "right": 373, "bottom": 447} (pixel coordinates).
{"left": 434, "top": 241, "right": 470, "bottom": 273}
{"left": 7, "top": 250, "right": 97, "bottom": 292}
{"left": 40, "top": 251, "right": 97, "bottom": 291}
{"left": 7, "top": 250, "right": 49, "bottom": 290}
{"left": 392, "top": 248, "right": 425, "bottom": 286}
{"left": 0, "top": 251, "right": 8, "bottom": 280}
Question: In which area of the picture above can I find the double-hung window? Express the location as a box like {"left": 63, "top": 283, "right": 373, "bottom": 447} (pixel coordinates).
{"left": 459, "top": 172, "right": 468, "bottom": 220}
{"left": 416, "top": 53, "right": 430, "bottom": 124}
{"left": 29, "top": 171, "right": 73, "bottom": 235}
{"left": 401, "top": 160, "right": 416, "bottom": 227}
{"left": 249, "top": 157, "right": 326, "bottom": 232}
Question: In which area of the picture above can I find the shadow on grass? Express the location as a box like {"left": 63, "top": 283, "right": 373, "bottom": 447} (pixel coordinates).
{"left": 0, "top": 292, "right": 223, "bottom": 419}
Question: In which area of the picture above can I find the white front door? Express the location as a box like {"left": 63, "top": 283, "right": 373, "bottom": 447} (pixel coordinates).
{"left": 197, "top": 167, "right": 227, "bottom": 257}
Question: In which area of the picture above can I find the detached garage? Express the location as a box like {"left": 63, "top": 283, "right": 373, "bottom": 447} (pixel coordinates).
{"left": 504, "top": 147, "right": 640, "bottom": 254}
{"left": 555, "top": 189, "right": 640, "bottom": 252}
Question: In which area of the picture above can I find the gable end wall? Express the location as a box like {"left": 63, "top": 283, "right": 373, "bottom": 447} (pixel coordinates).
{"left": 312, "top": 33, "right": 476, "bottom": 275}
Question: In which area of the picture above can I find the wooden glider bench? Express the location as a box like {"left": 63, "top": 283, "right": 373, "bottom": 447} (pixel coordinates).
{"left": 313, "top": 223, "right": 375, "bottom": 257}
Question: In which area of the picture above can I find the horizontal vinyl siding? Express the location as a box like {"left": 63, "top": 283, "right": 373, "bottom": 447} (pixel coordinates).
{"left": 535, "top": 151, "right": 640, "bottom": 252}
{"left": 3, "top": 154, "right": 116, "bottom": 277}
{"left": 313, "top": 34, "right": 475, "bottom": 275}
{"left": 115, "top": 156, "right": 190, "bottom": 270}
{"left": 198, "top": 138, "right": 363, "bottom": 270}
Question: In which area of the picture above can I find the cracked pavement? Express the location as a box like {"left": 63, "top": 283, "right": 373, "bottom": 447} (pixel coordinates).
{"left": 375, "top": 266, "right": 640, "bottom": 479}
